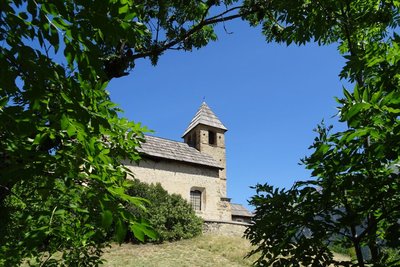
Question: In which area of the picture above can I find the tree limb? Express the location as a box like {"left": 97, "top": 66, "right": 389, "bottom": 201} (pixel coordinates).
{"left": 130, "top": 6, "right": 250, "bottom": 61}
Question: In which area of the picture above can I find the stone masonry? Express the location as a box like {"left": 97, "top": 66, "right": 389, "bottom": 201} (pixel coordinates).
{"left": 126, "top": 102, "right": 252, "bottom": 226}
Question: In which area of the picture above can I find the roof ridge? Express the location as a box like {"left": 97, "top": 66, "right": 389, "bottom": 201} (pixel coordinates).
{"left": 144, "top": 134, "right": 182, "bottom": 144}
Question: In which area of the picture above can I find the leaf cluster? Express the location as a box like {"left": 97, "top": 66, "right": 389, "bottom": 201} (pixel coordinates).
{"left": 244, "top": 1, "right": 400, "bottom": 266}
{"left": 125, "top": 179, "right": 203, "bottom": 243}
{"left": 242, "top": 0, "right": 400, "bottom": 46}
{"left": 1, "top": 0, "right": 256, "bottom": 265}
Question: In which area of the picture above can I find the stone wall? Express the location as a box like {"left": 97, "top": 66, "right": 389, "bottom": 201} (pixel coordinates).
{"left": 203, "top": 220, "right": 250, "bottom": 237}
{"left": 126, "top": 157, "right": 231, "bottom": 221}
{"left": 195, "top": 124, "right": 227, "bottom": 181}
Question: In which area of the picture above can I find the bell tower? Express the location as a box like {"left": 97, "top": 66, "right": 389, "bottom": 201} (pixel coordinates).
{"left": 182, "top": 102, "right": 228, "bottom": 180}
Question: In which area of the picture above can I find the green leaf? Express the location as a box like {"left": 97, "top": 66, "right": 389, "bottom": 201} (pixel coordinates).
{"left": 141, "top": 224, "right": 157, "bottom": 240}
{"left": 115, "top": 219, "right": 127, "bottom": 243}
{"left": 362, "top": 88, "right": 369, "bottom": 102}
{"left": 60, "top": 114, "right": 69, "bottom": 129}
{"left": 371, "top": 90, "right": 382, "bottom": 104}
{"left": 118, "top": 4, "right": 129, "bottom": 15}
{"left": 0, "top": 96, "right": 9, "bottom": 108}
{"left": 130, "top": 222, "right": 145, "bottom": 242}
{"left": 101, "top": 210, "right": 113, "bottom": 230}
{"left": 343, "top": 87, "right": 353, "bottom": 101}
{"left": 60, "top": 92, "right": 73, "bottom": 104}
{"left": 66, "top": 124, "right": 76, "bottom": 137}
{"left": 124, "top": 11, "right": 137, "bottom": 21}
{"left": 33, "top": 133, "right": 47, "bottom": 145}
{"left": 353, "top": 85, "right": 360, "bottom": 101}
{"left": 343, "top": 103, "right": 371, "bottom": 122}
{"left": 344, "top": 128, "right": 369, "bottom": 142}
{"left": 383, "top": 106, "right": 400, "bottom": 114}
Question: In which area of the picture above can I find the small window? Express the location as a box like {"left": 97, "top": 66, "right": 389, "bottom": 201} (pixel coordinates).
{"left": 188, "top": 133, "right": 196, "bottom": 148}
{"left": 208, "top": 130, "right": 215, "bottom": 145}
{"left": 192, "top": 132, "right": 197, "bottom": 147}
{"left": 190, "top": 190, "right": 202, "bottom": 211}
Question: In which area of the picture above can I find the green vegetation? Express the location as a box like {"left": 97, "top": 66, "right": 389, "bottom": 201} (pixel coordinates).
{"left": 244, "top": 1, "right": 400, "bottom": 266}
{"left": 0, "top": 1, "right": 252, "bottom": 265}
{"left": 125, "top": 180, "right": 203, "bottom": 243}
{"left": 2, "top": 0, "right": 399, "bottom": 266}
{"left": 330, "top": 245, "right": 400, "bottom": 265}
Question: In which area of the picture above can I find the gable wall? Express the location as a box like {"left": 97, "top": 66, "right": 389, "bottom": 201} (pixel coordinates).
{"left": 126, "top": 157, "right": 231, "bottom": 221}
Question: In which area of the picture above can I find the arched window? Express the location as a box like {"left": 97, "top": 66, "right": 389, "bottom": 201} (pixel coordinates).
{"left": 190, "top": 190, "right": 202, "bottom": 211}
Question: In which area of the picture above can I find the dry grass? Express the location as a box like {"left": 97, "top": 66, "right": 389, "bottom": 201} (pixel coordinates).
{"left": 101, "top": 234, "right": 257, "bottom": 267}
{"left": 19, "top": 234, "right": 349, "bottom": 266}
{"left": 101, "top": 234, "right": 350, "bottom": 267}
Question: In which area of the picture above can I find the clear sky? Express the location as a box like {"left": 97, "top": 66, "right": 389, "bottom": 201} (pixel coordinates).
{"left": 107, "top": 18, "right": 349, "bottom": 209}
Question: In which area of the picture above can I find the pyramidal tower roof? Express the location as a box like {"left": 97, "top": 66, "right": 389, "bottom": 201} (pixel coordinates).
{"left": 182, "top": 102, "right": 227, "bottom": 138}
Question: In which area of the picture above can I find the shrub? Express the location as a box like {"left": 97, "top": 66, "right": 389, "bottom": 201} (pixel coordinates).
{"left": 125, "top": 179, "right": 203, "bottom": 242}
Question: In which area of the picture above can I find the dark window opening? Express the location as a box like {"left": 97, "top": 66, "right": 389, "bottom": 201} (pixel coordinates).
{"left": 190, "top": 190, "right": 202, "bottom": 211}
{"left": 208, "top": 130, "right": 216, "bottom": 145}
{"left": 187, "top": 133, "right": 197, "bottom": 148}
{"left": 192, "top": 132, "right": 197, "bottom": 147}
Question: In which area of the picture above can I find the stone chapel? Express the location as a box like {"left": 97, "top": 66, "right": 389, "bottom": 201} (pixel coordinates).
{"left": 126, "top": 102, "right": 252, "bottom": 225}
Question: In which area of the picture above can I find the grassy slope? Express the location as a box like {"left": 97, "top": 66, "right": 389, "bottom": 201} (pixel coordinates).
{"left": 102, "top": 234, "right": 351, "bottom": 267}
{"left": 101, "top": 234, "right": 258, "bottom": 267}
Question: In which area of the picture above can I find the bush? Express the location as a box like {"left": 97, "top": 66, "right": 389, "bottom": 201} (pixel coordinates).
{"left": 125, "top": 179, "right": 203, "bottom": 242}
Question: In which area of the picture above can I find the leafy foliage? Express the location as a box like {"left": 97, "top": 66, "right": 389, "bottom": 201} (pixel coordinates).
{"left": 3, "top": 0, "right": 399, "bottom": 265}
{"left": 246, "top": 183, "right": 338, "bottom": 266}
{"left": 125, "top": 180, "right": 203, "bottom": 243}
{"left": 0, "top": 0, "right": 249, "bottom": 266}
{"left": 243, "top": 1, "right": 400, "bottom": 266}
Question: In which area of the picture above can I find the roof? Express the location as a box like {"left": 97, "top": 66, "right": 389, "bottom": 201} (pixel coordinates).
{"left": 138, "top": 135, "right": 222, "bottom": 169}
{"left": 230, "top": 203, "right": 253, "bottom": 217}
{"left": 182, "top": 102, "right": 227, "bottom": 138}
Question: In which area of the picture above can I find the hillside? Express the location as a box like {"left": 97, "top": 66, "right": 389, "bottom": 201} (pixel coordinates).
{"left": 101, "top": 234, "right": 257, "bottom": 267}
{"left": 102, "top": 234, "right": 351, "bottom": 267}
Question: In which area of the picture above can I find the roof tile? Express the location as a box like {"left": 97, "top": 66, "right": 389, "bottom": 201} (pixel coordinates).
{"left": 182, "top": 102, "right": 227, "bottom": 137}
{"left": 138, "top": 135, "right": 222, "bottom": 169}
{"left": 230, "top": 203, "right": 253, "bottom": 217}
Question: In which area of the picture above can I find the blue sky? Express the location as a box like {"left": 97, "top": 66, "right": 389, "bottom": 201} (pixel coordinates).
{"left": 108, "top": 18, "right": 349, "bottom": 209}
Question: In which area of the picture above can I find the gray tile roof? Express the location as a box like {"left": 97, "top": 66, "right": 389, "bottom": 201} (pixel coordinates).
{"left": 138, "top": 135, "right": 222, "bottom": 169}
{"left": 231, "top": 203, "right": 253, "bottom": 217}
{"left": 182, "top": 102, "right": 227, "bottom": 138}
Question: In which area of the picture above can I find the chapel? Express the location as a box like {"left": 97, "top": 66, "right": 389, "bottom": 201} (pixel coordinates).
{"left": 126, "top": 102, "right": 252, "bottom": 224}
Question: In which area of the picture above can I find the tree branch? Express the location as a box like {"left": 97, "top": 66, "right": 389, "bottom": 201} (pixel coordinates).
{"left": 206, "top": 6, "right": 242, "bottom": 22}
{"left": 340, "top": 0, "right": 365, "bottom": 86}
{"left": 130, "top": 6, "right": 249, "bottom": 61}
